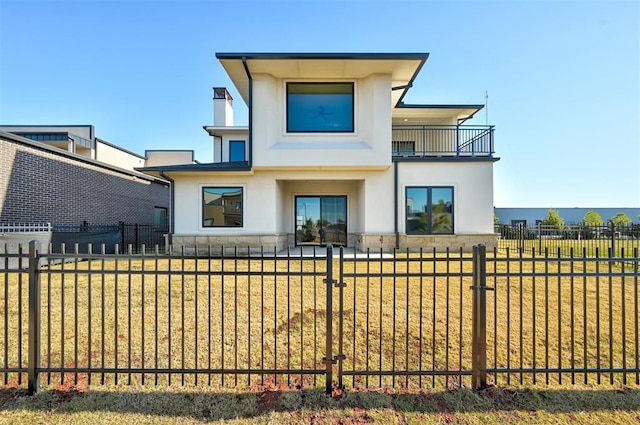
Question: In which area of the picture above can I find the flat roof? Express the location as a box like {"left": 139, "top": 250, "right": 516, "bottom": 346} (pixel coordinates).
{"left": 0, "top": 131, "right": 168, "bottom": 185}
{"left": 392, "top": 104, "right": 485, "bottom": 124}
{"left": 216, "top": 52, "right": 429, "bottom": 108}
{"left": 137, "top": 161, "right": 252, "bottom": 177}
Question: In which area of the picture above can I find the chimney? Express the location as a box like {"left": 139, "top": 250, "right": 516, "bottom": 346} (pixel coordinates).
{"left": 213, "top": 87, "right": 234, "bottom": 127}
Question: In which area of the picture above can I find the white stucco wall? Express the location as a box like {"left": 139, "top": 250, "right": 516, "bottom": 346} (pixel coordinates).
{"left": 250, "top": 73, "right": 392, "bottom": 169}
{"left": 145, "top": 150, "right": 194, "bottom": 167}
{"left": 171, "top": 169, "right": 397, "bottom": 236}
{"left": 397, "top": 161, "right": 495, "bottom": 234}
{"left": 211, "top": 131, "right": 249, "bottom": 163}
{"left": 171, "top": 162, "right": 494, "bottom": 238}
{"left": 173, "top": 173, "right": 276, "bottom": 234}
{"left": 96, "top": 140, "right": 145, "bottom": 171}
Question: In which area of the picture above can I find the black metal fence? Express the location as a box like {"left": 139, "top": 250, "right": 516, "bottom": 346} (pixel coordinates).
{"left": 391, "top": 125, "right": 494, "bottom": 157}
{"left": 51, "top": 222, "right": 168, "bottom": 254}
{"left": 496, "top": 222, "right": 640, "bottom": 257}
{"left": 1, "top": 243, "right": 638, "bottom": 394}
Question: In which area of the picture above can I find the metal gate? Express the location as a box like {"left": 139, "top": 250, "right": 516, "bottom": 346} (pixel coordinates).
{"left": 324, "top": 244, "right": 489, "bottom": 393}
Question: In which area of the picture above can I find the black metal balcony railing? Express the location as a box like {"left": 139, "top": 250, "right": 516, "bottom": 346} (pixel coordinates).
{"left": 392, "top": 125, "right": 494, "bottom": 158}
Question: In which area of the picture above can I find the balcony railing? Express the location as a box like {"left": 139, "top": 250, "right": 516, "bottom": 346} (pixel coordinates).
{"left": 392, "top": 125, "right": 495, "bottom": 158}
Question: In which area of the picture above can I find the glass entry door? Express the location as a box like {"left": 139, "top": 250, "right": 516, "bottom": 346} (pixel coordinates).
{"left": 295, "top": 196, "right": 347, "bottom": 246}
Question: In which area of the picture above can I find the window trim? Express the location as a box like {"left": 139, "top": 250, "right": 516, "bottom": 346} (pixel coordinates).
{"left": 405, "top": 186, "right": 455, "bottom": 235}
{"left": 201, "top": 186, "right": 244, "bottom": 229}
{"left": 286, "top": 82, "right": 355, "bottom": 133}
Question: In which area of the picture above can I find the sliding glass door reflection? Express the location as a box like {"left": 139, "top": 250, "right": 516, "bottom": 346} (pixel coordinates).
{"left": 295, "top": 196, "right": 347, "bottom": 246}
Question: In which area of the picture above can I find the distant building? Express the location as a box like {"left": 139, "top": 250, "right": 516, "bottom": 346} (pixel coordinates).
{"left": 494, "top": 207, "right": 640, "bottom": 226}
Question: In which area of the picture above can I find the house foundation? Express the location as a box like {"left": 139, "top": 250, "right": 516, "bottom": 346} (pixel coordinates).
{"left": 355, "top": 233, "right": 499, "bottom": 252}
{"left": 170, "top": 232, "right": 498, "bottom": 254}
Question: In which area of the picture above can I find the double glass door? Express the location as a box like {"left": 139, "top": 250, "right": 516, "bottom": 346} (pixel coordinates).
{"left": 295, "top": 196, "right": 347, "bottom": 246}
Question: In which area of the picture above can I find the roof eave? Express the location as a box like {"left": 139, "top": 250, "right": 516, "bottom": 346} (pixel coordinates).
{"left": 216, "top": 52, "right": 429, "bottom": 106}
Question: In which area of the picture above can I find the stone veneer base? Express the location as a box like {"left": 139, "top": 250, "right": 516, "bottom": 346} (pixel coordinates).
{"left": 355, "top": 233, "right": 498, "bottom": 253}
{"left": 171, "top": 234, "right": 290, "bottom": 255}
{"left": 171, "top": 233, "right": 498, "bottom": 254}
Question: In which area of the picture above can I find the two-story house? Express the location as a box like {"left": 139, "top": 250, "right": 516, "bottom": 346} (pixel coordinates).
{"left": 139, "top": 52, "right": 498, "bottom": 253}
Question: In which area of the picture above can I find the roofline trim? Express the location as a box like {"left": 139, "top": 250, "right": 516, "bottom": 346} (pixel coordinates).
{"left": 0, "top": 131, "right": 167, "bottom": 185}
{"left": 215, "top": 52, "right": 430, "bottom": 109}
{"left": 137, "top": 162, "right": 252, "bottom": 173}
{"left": 95, "top": 137, "right": 146, "bottom": 159}
{"left": 395, "top": 104, "right": 485, "bottom": 110}
{"left": 216, "top": 52, "right": 430, "bottom": 60}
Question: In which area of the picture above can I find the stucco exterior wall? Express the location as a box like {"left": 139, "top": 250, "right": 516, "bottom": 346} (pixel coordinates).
{"left": 95, "top": 140, "right": 145, "bottom": 171}
{"left": 172, "top": 169, "right": 398, "bottom": 237}
{"left": 250, "top": 73, "right": 392, "bottom": 169}
{"left": 171, "top": 161, "right": 495, "bottom": 251}
{"left": 218, "top": 133, "right": 249, "bottom": 162}
{"left": 145, "top": 150, "right": 195, "bottom": 167}
{"left": 397, "top": 161, "right": 495, "bottom": 234}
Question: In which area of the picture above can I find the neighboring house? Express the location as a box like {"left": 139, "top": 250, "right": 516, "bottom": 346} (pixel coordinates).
{"left": 0, "top": 130, "right": 171, "bottom": 228}
{"left": 139, "top": 52, "right": 499, "bottom": 253}
{"left": 0, "top": 125, "right": 148, "bottom": 171}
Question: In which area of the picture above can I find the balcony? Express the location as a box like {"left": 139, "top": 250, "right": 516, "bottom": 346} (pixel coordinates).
{"left": 392, "top": 125, "right": 495, "bottom": 159}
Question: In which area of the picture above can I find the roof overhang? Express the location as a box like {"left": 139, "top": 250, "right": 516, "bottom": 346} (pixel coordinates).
{"left": 203, "top": 126, "right": 249, "bottom": 137}
{"left": 216, "top": 52, "right": 429, "bottom": 108}
{"left": 136, "top": 162, "right": 253, "bottom": 178}
{"left": 392, "top": 104, "right": 484, "bottom": 125}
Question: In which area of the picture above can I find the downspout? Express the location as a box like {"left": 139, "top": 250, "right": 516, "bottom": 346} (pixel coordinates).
{"left": 241, "top": 57, "right": 253, "bottom": 168}
{"left": 159, "top": 170, "right": 175, "bottom": 247}
{"left": 391, "top": 84, "right": 406, "bottom": 251}
{"left": 394, "top": 161, "right": 400, "bottom": 249}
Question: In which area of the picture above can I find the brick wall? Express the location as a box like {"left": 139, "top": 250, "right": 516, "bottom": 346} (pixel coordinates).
{"left": 0, "top": 134, "right": 169, "bottom": 226}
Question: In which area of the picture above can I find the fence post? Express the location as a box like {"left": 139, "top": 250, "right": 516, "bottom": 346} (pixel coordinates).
{"left": 609, "top": 221, "right": 616, "bottom": 256}
{"left": 471, "top": 243, "right": 490, "bottom": 390}
{"left": 28, "top": 240, "right": 41, "bottom": 395}
{"left": 538, "top": 222, "right": 542, "bottom": 252}
{"left": 518, "top": 223, "right": 524, "bottom": 253}
{"left": 119, "top": 222, "right": 125, "bottom": 254}
{"left": 336, "top": 246, "right": 346, "bottom": 390}
{"left": 323, "top": 244, "right": 336, "bottom": 394}
{"left": 134, "top": 223, "right": 139, "bottom": 253}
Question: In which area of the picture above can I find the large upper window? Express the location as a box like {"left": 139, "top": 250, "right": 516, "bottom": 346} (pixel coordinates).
{"left": 287, "top": 82, "right": 354, "bottom": 132}
{"left": 202, "top": 187, "right": 243, "bottom": 227}
{"left": 406, "top": 187, "right": 454, "bottom": 235}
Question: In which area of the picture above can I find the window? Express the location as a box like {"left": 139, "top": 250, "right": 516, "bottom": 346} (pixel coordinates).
{"left": 287, "top": 82, "right": 354, "bottom": 132}
{"left": 17, "top": 133, "right": 68, "bottom": 142}
{"left": 406, "top": 187, "right": 453, "bottom": 235}
{"left": 154, "top": 207, "right": 168, "bottom": 229}
{"left": 202, "top": 187, "right": 243, "bottom": 227}
{"left": 229, "top": 140, "right": 245, "bottom": 162}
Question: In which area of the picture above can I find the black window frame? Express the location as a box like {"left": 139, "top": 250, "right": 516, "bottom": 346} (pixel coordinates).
{"left": 405, "top": 186, "right": 454, "bottom": 235}
{"left": 153, "top": 206, "right": 168, "bottom": 229}
{"left": 202, "top": 186, "right": 244, "bottom": 228}
{"left": 286, "top": 82, "right": 355, "bottom": 133}
{"left": 228, "top": 140, "right": 246, "bottom": 162}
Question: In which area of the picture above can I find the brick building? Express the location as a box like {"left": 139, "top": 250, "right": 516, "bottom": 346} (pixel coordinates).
{"left": 0, "top": 131, "right": 170, "bottom": 227}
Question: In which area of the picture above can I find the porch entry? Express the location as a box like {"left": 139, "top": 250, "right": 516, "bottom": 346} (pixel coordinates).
{"left": 295, "top": 196, "right": 347, "bottom": 246}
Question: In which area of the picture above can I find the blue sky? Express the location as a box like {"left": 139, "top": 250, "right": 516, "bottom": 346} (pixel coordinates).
{"left": 0, "top": 0, "right": 638, "bottom": 208}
